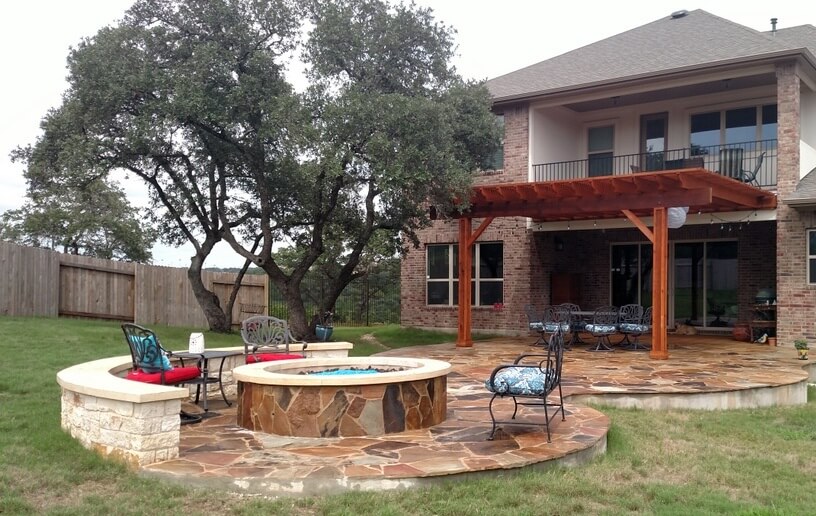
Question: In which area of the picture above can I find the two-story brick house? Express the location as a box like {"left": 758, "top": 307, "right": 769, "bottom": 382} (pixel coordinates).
{"left": 400, "top": 10, "right": 816, "bottom": 355}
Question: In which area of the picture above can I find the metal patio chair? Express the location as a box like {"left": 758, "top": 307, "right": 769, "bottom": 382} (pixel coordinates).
{"left": 524, "top": 304, "right": 546, "bottom": 346}
{"left": 584, "top": 305, "right": 619, "bottom": 352}
{"left": 240, "top": 315, "right": 307, "bottom": 363}
{"left": 618, "top": 304, "right": 650, "bottom": 350}
{"left": 739, "top": 151, "right": 766, "bottom": 186}
{"left": 485, "top": 326, "right": 566, "bottom": 442}
{"left": 121, "top": 323, "right": 204, "bottom": 424}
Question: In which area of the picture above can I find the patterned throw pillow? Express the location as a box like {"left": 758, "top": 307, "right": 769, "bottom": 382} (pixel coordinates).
{"left": 130, "top": 335, "right": 173, "bottom": 373}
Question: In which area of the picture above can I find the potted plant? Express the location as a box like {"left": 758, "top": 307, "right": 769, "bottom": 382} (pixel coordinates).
{"left": 315, "top": 311, "right": 334, "bottom": 342}
{"left": 794, "top": 338, "right": 809, "bottom": 360}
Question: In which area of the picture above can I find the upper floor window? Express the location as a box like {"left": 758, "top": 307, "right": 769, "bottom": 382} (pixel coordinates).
{"left": 426, "top": 242, "right": 504, "bottom": 306}
{"left": 690, "top": 104, "right": 777, "bottom": 151}
{"left": 588, "top": 125, "right": 614, "bottom": 177}
{"left": 484, "top": 114, "right": 505, "bottom": 171}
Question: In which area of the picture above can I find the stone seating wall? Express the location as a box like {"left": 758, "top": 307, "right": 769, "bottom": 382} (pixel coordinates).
{"left": 57, "top": 343, "right": 352, "bottom": 468}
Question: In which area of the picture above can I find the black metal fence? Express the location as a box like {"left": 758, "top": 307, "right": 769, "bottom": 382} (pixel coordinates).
{"left": 267, "top": 265, "right": 401, "bottom": 327}
{"left": 532, "top": 139, "right": 777, "bottom": 187}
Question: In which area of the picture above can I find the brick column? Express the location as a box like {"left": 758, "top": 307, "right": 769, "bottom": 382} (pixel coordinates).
{"left": 775, "top": 62, "right": 814, "bottom": 345}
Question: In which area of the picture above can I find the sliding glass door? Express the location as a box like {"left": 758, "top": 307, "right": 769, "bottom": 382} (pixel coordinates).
{"left": 611, "top": 243, "right": 652, "bottom": 307}
{"left": 673, "top": 241, "right": 738, "bottom": 328}
{"left": 611, "top": 240, "right": 737, "bottom": 328}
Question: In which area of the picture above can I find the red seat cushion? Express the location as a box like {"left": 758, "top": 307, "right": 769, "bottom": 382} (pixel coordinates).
{"left": 246, "top": 353, "right": 303, "bottom": 364}
{"left": 126, "top": 366, "right": 201, "bottom": 385}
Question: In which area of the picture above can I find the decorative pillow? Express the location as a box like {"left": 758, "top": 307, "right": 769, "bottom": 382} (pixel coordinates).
{"left": 129, "top": 335, "right": 173, "bottom": 373}
{"left": 485, "top": 366, "right": 556, "bottom": 396}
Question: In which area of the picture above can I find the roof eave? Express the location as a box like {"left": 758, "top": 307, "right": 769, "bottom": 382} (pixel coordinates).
{"left": 490, "top": 48, "right": 816, "bottom": 107}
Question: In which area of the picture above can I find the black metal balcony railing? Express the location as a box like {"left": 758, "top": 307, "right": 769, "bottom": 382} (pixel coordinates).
{"left": 532, "top": 140, "right": 777, "bottom": 187}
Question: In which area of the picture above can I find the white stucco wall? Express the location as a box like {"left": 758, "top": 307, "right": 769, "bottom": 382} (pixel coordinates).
{"left": 529, "top": 84, "right": 778, "bottom": 166}
{"left": 799, "top": 87, "right": 816, "bottom": 177}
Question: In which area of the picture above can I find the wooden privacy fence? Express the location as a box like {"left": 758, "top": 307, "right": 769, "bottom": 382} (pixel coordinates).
{"left": 0, "top": 241, "right": 266, "bottom": 328}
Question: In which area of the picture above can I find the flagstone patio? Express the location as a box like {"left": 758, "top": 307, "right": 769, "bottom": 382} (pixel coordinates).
{"left": 142, "top": 335, "right": 812, "bottom": 496}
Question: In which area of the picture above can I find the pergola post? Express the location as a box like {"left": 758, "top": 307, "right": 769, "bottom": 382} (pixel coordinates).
{"left": 456, "top": 217, "right": 473, "bottom": 347}
{"left": 650, "top": 207, "right": 669, "bottom": 359}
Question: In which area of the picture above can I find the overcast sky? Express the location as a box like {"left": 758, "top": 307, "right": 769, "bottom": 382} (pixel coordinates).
{"left": 1, "top": 1, "right": 812, "bottom": 267}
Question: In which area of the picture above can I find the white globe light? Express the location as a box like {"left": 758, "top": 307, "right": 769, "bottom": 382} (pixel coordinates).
{"left": 667, "top": 207, "right": 689, "bottom": 229}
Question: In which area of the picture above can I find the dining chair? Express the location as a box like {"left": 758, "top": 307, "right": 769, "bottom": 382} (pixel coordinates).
{"left": 618, "top": 304, "right": 649, "bottom": 350}
{"left": 524, "top": 304, "right": 546, "bottom": 346}
{"left": 557, "top": 303, "right": 585, "bottom": 347}
{"left": 584, "top": 305, "right": 619, "bottom": 352}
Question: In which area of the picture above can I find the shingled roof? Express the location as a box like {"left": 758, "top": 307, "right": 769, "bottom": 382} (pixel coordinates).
{"left": 487, "top": 9, "right": 816, "bottom": 103}
{"left": 784, "top": 167, "right": 816, "bottom": 207}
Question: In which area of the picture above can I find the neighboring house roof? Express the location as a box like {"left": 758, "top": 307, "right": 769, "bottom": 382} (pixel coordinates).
{"left": 784, "top": 167, "right": 816, "bottom": 208}
{"left": 487, "top": 9, "right": 815, "bottom": 103}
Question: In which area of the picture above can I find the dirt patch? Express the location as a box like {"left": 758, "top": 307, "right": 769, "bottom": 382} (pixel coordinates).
{"left": 360, "top": 333, "right": 391, "bottom": 350}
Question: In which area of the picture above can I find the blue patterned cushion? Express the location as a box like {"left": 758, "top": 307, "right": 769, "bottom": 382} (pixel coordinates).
{"left": 485, "top": 366, "right": 556, "bottom": 396}
{"left": 543, "top": 322, "right": 570, "bottom": 332}
{"left": 129, "top": 335, "right": 172, "bottom": 373}
{"left": 619, "top": 323, "right": 648, "bottom": 333}
{"left": 585, "top": 323, "right": 618, "bottom": 334}
{"left": 529, "top": 322, "right": 544, "bottom": 331}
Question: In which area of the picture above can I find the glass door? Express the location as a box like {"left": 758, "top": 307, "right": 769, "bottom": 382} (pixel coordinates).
{"left": 673, "top": 241, "right": 738, "bottom": 328}
{"left": 640, "top": 113, "right": 668, "bottom": 171}
{"left": 611, "top": 243, "right": 653, "bottom": 307}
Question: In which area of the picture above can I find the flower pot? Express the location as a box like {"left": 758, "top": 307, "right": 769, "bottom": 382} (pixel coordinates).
{"left": 767, "top": 336, "right": 776, "bottom": 347}
{"left": 797, "top": 348, "right": 809, "bottom": 360}
{"left": 315, "top": 325, "right": 333, "bottom": 341}
{"left": 732, "top": 324, "right": 751, "bottom": 342}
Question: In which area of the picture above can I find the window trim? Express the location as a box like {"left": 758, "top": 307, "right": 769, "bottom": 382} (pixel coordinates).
{"left": 426, "top": 242, "right": 504, "bottom": 306}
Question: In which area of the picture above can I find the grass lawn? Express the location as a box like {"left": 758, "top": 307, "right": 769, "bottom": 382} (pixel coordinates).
{"left": 2, "top": 316, "right": 815, "bottom": 514}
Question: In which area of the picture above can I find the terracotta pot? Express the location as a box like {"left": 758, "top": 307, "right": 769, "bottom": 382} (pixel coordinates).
{"left": 767, "top": 337, "right": 776, "bottom": 347}
{"left": 732, "top": 324, "right": 751, "bottom": 342}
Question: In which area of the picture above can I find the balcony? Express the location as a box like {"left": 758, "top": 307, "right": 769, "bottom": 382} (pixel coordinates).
{"left": 532, "top": 140, "right": 777, "bottom": 188}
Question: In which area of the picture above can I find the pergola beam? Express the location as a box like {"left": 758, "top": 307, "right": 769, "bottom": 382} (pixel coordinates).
{"left": 451, "top": 170, "right": 777, "bottom": 358}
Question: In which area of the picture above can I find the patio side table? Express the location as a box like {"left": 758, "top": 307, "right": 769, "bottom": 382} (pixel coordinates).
{"left": 171, "top": 349, "right": 242, "bottom": 415}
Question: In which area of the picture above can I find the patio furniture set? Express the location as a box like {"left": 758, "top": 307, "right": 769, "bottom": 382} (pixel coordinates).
{"left": 122, "top": 314, "right": 572, "bottom": 443}
{"left": 525, "top": 303, "right": 652, "bottom": 352}
{"left": 121, "top": 315, "right": 308, "bottom": 423}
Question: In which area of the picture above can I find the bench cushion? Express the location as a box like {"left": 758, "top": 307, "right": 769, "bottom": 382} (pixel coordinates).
{"left": 246, "top": 353, "right": 304, "bottom": 364}
{"left": 126, "top": 366, "right": 201, "bottom": 385}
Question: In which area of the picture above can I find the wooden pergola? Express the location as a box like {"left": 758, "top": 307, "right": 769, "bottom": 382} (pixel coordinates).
{"left": 451, "top": 168, "right": 777, "bottom": 359}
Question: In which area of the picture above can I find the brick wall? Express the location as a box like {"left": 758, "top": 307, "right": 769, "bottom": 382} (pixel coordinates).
{"left": 775, "top": 62, "right": 816, "bottom": 344}
{"left": 401, "top": 71, "right": 798, "bottom": 340}
{"left": 402, "top": 215, "right": 775, "bottom": 336}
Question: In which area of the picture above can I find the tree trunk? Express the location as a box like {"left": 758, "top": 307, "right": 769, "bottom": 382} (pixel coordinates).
{"left": 283, "top": 284, "right": 310, "bottom": 339}
{"left": 187, "top": 250, "right": 231, "bottom": 333}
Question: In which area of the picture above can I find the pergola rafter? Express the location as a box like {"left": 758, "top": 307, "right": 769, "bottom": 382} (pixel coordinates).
{"left": 448, "top": 168, "right": 777, "bottom": 359}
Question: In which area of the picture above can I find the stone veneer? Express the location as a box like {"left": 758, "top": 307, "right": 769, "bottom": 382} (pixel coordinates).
{"left": 238, "top": 376, "right": 447, "bottom": 437}
{"left": 57, "top": 343, "right": 352, "bottom": 468}
{"left": 234, "top": 357, "right": 451, "bottom": 437}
